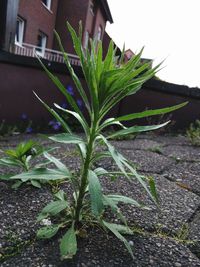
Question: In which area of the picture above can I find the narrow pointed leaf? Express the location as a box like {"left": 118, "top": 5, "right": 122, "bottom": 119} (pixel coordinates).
{"left": 108, "top": 121, "right": 170, "bottom": 139}
{"left": 49, "top": 133, "right": 84, "bottom": 145}
{"left": 10, "top": 168, "right": 71, "bottom": 181}
{"left": 103, "top": 221, "right": 134, "bottom": 259}
{"left": 115, "top": 102, "right": 188, "bottom": 122}
{"left": 43, "top": 152, "right": 69, "bottom": 172}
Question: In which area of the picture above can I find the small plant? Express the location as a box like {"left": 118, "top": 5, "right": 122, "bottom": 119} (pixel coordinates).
{"left": 0, "top": 140, "right": 51, "bottom": 188}
{"left": 186, "top": 120, "right": 200, "bottom": 146}
{"left": 9, "top": 23, "right": 187, "bottom": 259}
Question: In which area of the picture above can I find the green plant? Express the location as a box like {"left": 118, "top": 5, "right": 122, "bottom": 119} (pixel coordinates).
{"left": 8, "top": 23, "right": 187, "bottom": 259}
{"left": 0, "top": 140, "right": 52, "bottom": 188}
{"left": 0, "top": 120, "right": 17, "bottom": 137}
{"left": 186, "top": 120, "right": 200, "bottom": 146}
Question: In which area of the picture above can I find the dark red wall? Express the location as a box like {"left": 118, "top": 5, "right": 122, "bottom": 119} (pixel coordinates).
{"left": 18, "top": 0, "right": 58, "bottom": 49}
{"left": 0, "top": 61, "right": 85, "bottom": 123}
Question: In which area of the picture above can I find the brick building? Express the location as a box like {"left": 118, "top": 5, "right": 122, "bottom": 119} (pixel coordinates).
{"left": 0, "top": 0, "right": 113, "bottom": 60}
{"left": 0, "top": 0, "right": 115, "bottom": 124}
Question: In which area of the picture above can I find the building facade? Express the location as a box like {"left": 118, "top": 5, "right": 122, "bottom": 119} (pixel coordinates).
{"left": 0, "top": 0, "right": 113, "bottom": 61}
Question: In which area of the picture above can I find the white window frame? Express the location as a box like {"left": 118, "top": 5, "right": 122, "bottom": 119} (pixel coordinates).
{"left": 42, "top": 0, "right": 51, "bottom": 10}
{"left": 15, "top": 17, "right": 25, "bottom": 46}
{"left": 36, "top": 32, "right": 47, "bottom": 57}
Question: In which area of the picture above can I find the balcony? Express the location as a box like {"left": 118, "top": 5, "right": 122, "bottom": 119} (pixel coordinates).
{"left": 14, "top": 43, "right": 81, "bottom": 66}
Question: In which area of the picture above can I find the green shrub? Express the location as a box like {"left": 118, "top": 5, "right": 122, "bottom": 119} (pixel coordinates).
{"left": 8, "top": 22, "right": 186, "bottom": 259}
{"left": 186, "top": 120, "right": 200, "bottom": 146}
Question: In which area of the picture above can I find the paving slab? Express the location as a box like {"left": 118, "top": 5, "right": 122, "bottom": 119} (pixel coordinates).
{"left": 100, "top": 174, "right": 200, "bottom": 233}
{"left": 161, "top": 145, "right": 200, "bottom": 162}
{"left": 163, "top": 162, "right": 200, "bottom": 195}
{"left": 117, "top": 149, "right": 174, "bottom": 174}
{"left": 1, "top": 228, "right": 200, "bottom": 267}
{"left": 111, "top": 138, "right": 163, "bottom": 151}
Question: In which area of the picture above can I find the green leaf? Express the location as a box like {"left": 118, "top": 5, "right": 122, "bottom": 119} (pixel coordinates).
{"left": 0, "top": 158, "right": 21, "bottom": 167}
{"left": 33, "top": 92, "right": 71, "bottom": 133}
{"left": 37, "top": 200, "right": 68, "bottom": 221}
{"left": 0, "top": 173, "right": 13, "bottom": 180}
{"left": 31, "top": 180, "right": 41, "bottom": 188}
{"left": 106, "top": 194, "right": 150, "bottom": 210}
{"left": 148, "top": 176, "right": 159, "bottom": 203}
{"left": 104, "top": 222, "right": 133, "bottom": 235}
{"left": 103, "top": 195, "right": 127, "bottom": 225}
{"left": 60, "top": 225, "right": 77, "bottom": 259}
{"left": 108, "top": 121, "right": 170, "bottom": 139}
{"left": 37, "top": 224, "right": 60, "bottom": 239}
{"left": 10, "top": 168, "right": 71, "bottom": 181}
{"left": 103, "top": 220, "right": 134, "bottom": 259}
{"left": 100, "top": 135, "right": 128, "bottom": 178}
{"left": 11, "top": 180, "right": 23, "bottom": 189}
{"left": 49, "top": 133, "right": 84, "bottom": 145}
{"left": 115, "top": 102, "right": 188, "bottom": 122}
{"left": 88, "top": 170, "right": 104, "bottom": 217}
{"left": 94, "top": 167, "right": 108, "bottom": 176}
{"left": 54, "top": 104, "right": 89, "bottom": 135}
{"left": 54, "top": 30, "right": 91, "bottom": 114}
{"left": 43, "top": 152, "right": 69, "bottom": 172}
{"left": 54, "top": 190, "right": 66, "bottom": 201}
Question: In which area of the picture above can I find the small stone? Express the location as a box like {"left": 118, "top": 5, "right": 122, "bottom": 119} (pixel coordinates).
{"left": 129, "top": 240, "right": 134, "bottom": 246}
{"left": 174, "top": 263, "right": 182, "bottom": 267}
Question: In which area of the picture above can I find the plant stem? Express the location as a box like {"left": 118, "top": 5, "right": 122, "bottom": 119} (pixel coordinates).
{"left": 74, "top": 121, "right": 97, "bottom": 224}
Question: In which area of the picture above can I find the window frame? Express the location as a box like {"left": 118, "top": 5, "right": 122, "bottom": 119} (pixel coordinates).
{"left": 41, "top": 0, "right": 52, "bottom": 10}
{"left": 36, "top": 31, "right": 47, "bottom": 57}
{"left": 15, "top": 16, "right": 25, "bottom": 46}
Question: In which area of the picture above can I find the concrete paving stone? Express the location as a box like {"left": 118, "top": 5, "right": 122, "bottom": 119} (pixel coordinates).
{"left": 163, "top": 162, "right": 200, "bottom": 194}
{"left": 100, "top": 174, "right": 200, "bottom": 233}
{"left": 111, "top": 138, "right": 163, "bottom": 151}
{"left": 150, "top": 135, "right": 191, "bottom": 146}
{"left": 1, "top": 228, "right": 200, "bottom": 267}
{"left": 0, "top": 187, "right": 53, "bottom": 248}
{"left": 188, "top": 209, "right": 200, "bottom": 259}
{"left": 162, "top": 145, "right": 200, "bottom": 162}
{"left": 119, "top": 149, "right": 174, "bottom": 174}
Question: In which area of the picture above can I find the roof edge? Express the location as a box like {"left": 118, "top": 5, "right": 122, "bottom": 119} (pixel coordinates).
{"left": 99, "top": 0, "right": 113, "bottom": 23}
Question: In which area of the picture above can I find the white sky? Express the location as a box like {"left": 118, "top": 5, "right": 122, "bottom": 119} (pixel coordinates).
{"left": 106, "top": 0, "right": 200, "bottom": 88}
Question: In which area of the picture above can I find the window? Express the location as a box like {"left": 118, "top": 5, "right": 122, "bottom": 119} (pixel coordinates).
{"left": 42, "top": 0, "right": 51, "bottom": 10}
{"left": 84, "top": 31, "right": 89, "bottom": 48}
{"left": 36, "top": 32, "right": 47, "bottom": 56}
{"left": 15, "top": 17, "right": 25, "bottom": 46}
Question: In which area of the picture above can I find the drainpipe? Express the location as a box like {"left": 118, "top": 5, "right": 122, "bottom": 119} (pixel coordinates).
{"left": 0, "top": 0, "right": 19, "bottom": 52}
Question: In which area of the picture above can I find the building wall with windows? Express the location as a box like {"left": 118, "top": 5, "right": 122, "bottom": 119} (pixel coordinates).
{"left": 18, "top": 0, "right": 59, "bottom": 49}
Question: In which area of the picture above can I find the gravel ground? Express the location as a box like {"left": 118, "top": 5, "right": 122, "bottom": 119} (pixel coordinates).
{"left": 1, "top": 133, "right": 200, "bottom": 266}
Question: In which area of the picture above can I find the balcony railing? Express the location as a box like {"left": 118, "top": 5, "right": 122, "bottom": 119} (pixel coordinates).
{"left": 14, "top": 43, "right": 81, "bottom": 66}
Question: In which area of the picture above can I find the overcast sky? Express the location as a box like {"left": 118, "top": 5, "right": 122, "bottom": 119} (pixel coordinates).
{"left": 106, "top": 0, "right": 200, "bottom": 88}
